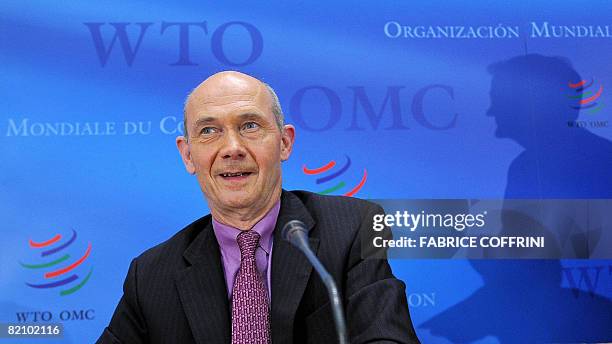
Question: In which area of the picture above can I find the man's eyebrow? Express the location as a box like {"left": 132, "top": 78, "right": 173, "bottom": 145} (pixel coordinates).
{"left": 237, "top": 112, "right": 267, "bottom": 121}
{"left": 192, "top": 116, "right": 217, "bottom": 128}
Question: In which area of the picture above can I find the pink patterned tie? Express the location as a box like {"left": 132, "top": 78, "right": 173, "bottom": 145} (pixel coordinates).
{"left": 231, "top": 230, "right": 271, "bottom": 344}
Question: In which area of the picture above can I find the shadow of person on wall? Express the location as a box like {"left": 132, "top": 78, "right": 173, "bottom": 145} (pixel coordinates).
{"left": 420, "top": 54, "right": 612, "bottom": 343}
{"left": 486, "top": 54, "right": 612, "bottom": 199}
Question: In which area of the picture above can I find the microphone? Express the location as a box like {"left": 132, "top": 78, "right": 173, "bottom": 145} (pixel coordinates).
{"left": 282, "top": 220, "right": 348, "bottom": 344}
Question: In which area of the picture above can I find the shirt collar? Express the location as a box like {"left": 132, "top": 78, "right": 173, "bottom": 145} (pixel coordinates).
{"left": 212, "top": 200, "right": 280, "bottom": 254}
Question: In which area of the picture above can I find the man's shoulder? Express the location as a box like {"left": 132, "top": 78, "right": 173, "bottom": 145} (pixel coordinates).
{"left": 286, "top": 190, "right": 382, "bottom": 233}
{"left": 134, "top": 214, "right": 212, "bottom": 268}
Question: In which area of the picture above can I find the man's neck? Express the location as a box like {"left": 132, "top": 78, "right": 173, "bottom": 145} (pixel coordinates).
{"left": 210, "top": 190, "right": 281, "bottom": 230}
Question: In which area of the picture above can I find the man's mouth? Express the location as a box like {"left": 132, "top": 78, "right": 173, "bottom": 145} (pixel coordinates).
{"left": 219, "top": 172, "right": 253, "bottom": 179}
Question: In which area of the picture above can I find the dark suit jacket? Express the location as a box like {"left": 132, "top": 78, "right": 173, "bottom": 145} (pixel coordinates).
{"left": 97, "top": 190, "right": 419, "bottom": 343}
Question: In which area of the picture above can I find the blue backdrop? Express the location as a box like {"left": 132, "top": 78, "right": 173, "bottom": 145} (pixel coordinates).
{"left": 2, "top": 1, "right": 611, "bottom": 343}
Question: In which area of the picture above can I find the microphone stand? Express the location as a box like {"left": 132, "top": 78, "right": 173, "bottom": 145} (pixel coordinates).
{"left": 283, "top": 221, "right": 348, "bottom": 344}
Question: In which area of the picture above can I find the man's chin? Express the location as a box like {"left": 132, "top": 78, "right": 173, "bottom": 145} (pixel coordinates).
{"left": 218, "top": 192, "right": 257, "bottom": 209}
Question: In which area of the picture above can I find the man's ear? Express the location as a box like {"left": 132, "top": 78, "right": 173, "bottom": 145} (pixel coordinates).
{"left": 280, "top": 125, "right": 295, "bottom": 161}
{"left": 176, "top": 136, "right": 196, "bottom": 175}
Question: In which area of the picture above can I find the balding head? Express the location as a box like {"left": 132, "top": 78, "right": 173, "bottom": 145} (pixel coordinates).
{"left": 183, "top": 71, "right": 283, "bottom": 139}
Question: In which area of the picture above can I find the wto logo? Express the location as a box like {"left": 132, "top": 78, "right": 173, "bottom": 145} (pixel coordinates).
{"left": 302, "top": 155, "right": 367, "bottom": 196}
{"left": 20, "top": 230, "right": 93, "bottom": 296}
{"left": 567, "top": 78, "right": 608, "bottom": 129}
{"left": 568, "top": 78, "right": 604, "bottom": 114}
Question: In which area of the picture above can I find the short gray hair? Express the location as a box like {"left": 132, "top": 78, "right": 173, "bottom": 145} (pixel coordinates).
{"left": 183, "top": 82, "right": 284, "bottom": 140}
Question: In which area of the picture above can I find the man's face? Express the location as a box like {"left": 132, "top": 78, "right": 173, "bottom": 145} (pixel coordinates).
{"left": 177, "top": 72, "right": 294, "bottom": 216}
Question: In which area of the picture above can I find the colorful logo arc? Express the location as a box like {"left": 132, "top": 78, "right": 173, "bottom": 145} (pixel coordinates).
{"left": 568, "top": 78, "right": 604, "bottom": 114}
{"left": 302, "top": 155, "right": 367, "bottom": 196}
{"left": 19, "top": 229, "right": 93, "bottom": 296}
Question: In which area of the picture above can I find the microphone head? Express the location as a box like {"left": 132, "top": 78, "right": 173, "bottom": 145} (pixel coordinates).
{"left": 281, "top": 220, "right": 308, "bottom": 242}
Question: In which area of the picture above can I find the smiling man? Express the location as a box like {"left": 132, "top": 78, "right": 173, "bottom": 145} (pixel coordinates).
{"left": 97, "top": 71, "right": 419, "bottom": 344}
{"left": 177, "top": 71, "right": 293, "bottom": 231}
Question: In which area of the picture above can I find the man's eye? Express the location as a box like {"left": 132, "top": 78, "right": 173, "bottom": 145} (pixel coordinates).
{"left": 242, "top": 122, "right": 260, "bottom": 131}
{"left": 200, "top": 127, "right": 218, "bottom": 135}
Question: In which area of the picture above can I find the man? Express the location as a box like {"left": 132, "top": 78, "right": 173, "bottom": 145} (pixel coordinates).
{"left": 97, "top": 71, "right": 419, "bottom": 343}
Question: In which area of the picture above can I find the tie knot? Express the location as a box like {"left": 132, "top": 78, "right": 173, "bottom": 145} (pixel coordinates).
{"left": 237, "top": 230, "right": 260, "bottom": 260}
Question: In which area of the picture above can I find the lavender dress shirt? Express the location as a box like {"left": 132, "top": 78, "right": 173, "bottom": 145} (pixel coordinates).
{"left": 212, "top": 201, "right": 280, "bottom": 300}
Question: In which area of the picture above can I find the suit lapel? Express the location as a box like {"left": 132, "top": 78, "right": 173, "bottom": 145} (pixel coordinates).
{"left": 175, "top": 219, "right": 231, "bottom": 344}
{"left": 271, "top": 191, "right": 319, "bottom": 344}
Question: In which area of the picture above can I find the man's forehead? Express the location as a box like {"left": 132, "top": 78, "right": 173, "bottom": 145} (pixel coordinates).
{"left": 184, "top": 71, "right": 276, "bottom": 127}
{"left": 188, "top": 88, "right": 270, "bottom": 115}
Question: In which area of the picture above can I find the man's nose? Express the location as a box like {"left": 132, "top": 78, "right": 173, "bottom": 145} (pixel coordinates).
{"left": 219, "top": 130, "right": 247, "bottom": 160}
